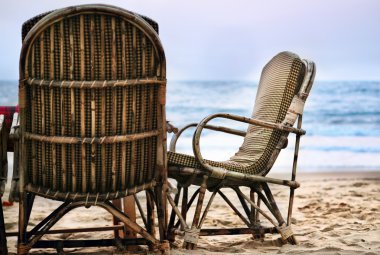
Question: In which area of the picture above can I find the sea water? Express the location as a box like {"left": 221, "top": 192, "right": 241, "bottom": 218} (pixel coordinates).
{"left": 1, "top": 80, "right": 379, "bottom": 172}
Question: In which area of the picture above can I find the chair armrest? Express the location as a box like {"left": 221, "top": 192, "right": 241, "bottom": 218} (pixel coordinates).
{"left": 215, "top": 113, "right": 305, "bottom": 135}
{"left": 192, "top": 113, "right": 305, "bottom": 179}
{"left": 166, "top": 121, "right": 179, "bottom": 134}
{"left": 169, "top": 123, "right": 198, "bottom": 152}
{"left": 169, "top": 122, "right": 246, "bottom": 152}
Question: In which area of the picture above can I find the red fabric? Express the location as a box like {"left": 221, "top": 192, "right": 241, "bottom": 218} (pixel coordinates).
{"left": 2, "top": 200, "right": 13, "bottom": 207}
{"left": 0, "top": 105, "right": 18, "bottom": 130}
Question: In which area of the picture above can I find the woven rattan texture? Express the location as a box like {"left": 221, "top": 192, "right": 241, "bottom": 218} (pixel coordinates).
{"left": 22, "top": 11, "right": 159, "bottom": 41}
{"left": 169, "top": 52, "right": 305, "bottom": 176}
{"left": 23, "top": 12, "right": 162, "bottom": 194}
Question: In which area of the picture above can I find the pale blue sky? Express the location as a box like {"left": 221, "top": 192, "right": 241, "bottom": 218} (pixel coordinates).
{"left": 0, "top": 0, "right": 379, "bottom": 81}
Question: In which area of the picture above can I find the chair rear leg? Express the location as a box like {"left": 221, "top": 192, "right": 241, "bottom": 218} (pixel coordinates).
{"left": 255, "top": 196, "right": 261, "bottom": 223}
{"left": 248, "top": 189, "right": 265, "bottom": 240}
{"left": 144, "top": 190, "right": 157, "bottom": 251}
{"left": 262, "top": 183, "right": 297, "bottom": 244}
{"left": 155, "top": 186, "right": 165, "bottom": 241}
{"left": 154, "top": 183, "right": 170, "bottom": 254}
{"left": 169, "top": 187, "right": 200, "bottom": 231}
{"left": 146, "top": 190, "right": 156, "bottom": 236}
{"left": 283, "top": 115, "right": 303, "bottom": 245}
{"left": 285, "top": 186, "right": 298, "bottom": 245}
{"left": 249, "top": 188, "right": 255, "bottom": 224}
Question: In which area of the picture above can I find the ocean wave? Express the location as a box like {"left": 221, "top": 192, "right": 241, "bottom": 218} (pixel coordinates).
{"left": 1, "top": 79, "right": 379, "bottom": 170}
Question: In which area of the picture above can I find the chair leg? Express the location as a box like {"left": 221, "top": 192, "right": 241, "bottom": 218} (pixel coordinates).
{"left": 184, "top": 175, "right": 208, "bottom": 250}
{"left": 17, "top": 198, "right": 167, "bottom": 254}
{"left": 255, "top": 196, "right": 261, "bottom": 223}
{"left": 25, "top": 193, "right": 35, "bottom": 227}
{"left": 197, "top": 190, "right": 217, "bottom": 229}
{"left": 168, "top": 185, "right": 181, "bottom": 242}
{"left": 286, "top": 187, "right": 298, "bottom": 245}
{"left": 262, "top": 184, "right": 285, "bottom": 226}
{"left": 146, "top": 190, "right": 156, "bottom": 236}
{"left": 173, "top": 187, "right": 199, "bottom": 230}
{"left": 103, "top": 200, "right": 162, "bottom": 249}
{"left": 160, "top": 182, "right": 171, "bottom": 255}
{"left": 0, "top": 196, "right": 8, "bottom": 255}
{"left": 122, "top": 196, "right": 138, "bottom": 251}
{"left": 146, "top": 190, "right": 156, "bottom": 251}
{"left": 19, "top": 201, "right": 84, "bottom": 254}
{"left": 256, "top": 184, "right": 297, "bottom": 244}
{"left": 18, "top": 191, "right": 28, "bottom": 255}
{"left": 249, "top": 188, "right": 256, "bottom": 224}
{"left": 236, "top": 189, "right": 251, "bottom": 223}
{"left": 181, "top": 186, "right": 188, "bottom": 230}
{"left": 152, "top": 183, "right": 171, "bottom": 254}
{"left": 220, "top": 189, "right": 251, "bottom": 227}
{"left": 112, "top": 199, "right": 124, "bottom": 239}
{"left": 248, "top": 189, "right": 264, "bottom": 240}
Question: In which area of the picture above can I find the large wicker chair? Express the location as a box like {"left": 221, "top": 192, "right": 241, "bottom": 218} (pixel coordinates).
{"left": 167, "top": 52, "right": 316, "bottom": 248}
{"left": 18, "top": 4, "right": 168, "bottom": 254}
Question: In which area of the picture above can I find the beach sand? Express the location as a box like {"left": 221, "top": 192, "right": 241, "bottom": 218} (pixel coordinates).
{"left": 3, "top": 171, "right": 380, "bottom": 254}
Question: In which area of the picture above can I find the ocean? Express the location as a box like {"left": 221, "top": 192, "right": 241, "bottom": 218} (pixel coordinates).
{"left": 1, "top": 80, "right": 379, "bottom": 172}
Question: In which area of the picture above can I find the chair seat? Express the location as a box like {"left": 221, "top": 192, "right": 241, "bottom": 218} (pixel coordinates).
{"left": 168, "top": 151, "right": 269, "bottom": 180}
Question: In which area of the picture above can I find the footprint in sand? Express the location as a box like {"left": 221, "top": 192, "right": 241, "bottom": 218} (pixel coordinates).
{"left": 352, "top": 182, "right": 369, "bottom": 187}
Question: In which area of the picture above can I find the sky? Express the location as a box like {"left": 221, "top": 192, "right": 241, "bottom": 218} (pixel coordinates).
{"left": 0, "top": 0, "right": 379, "bottom": 81}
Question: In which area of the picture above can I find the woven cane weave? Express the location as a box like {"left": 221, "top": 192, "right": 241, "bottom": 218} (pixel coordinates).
{"left": 169, "top": 52, "right": 305, "bottom": 177}
{"left": 22, "top": 11, "right": 159, "bottom": 41}
{"left": 21, "top": 6, "right": 165, "bottom": 200}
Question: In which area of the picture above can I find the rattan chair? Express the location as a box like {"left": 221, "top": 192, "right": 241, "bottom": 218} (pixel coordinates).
{"left": 17, "top": 4, "right": 168, "bottom": 254}
{"left": 166, "top": 51, "right": 316, "bottom": 248}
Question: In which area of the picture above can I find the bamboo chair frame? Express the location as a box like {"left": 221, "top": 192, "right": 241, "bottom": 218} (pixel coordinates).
{"left": 167, "top": 58, "right": 316, "bottom": 249}
{"left": 17, "top": 4, "right": 168, "bottom": 254}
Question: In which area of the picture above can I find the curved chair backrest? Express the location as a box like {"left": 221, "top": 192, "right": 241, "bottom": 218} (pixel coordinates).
{"left": 231, "top": 51, "right": 314, "bottom": 175}
{"left": 19, "top": 4, "right": 166, "bottom": 201}
{"left": 21, "top": 10, "right": 159, "bottom": 41}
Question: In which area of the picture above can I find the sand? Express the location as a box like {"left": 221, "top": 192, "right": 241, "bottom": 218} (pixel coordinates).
{"left": 3, "top": 171, "right": 380, "bottom": 254}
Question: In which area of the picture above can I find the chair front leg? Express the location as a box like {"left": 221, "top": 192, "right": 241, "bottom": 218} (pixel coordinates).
{"left": 184, "top": 175, "right": 208, "bottom": 249}
{"left": 167, "top": 185, "right": 181, "bottom": 241}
